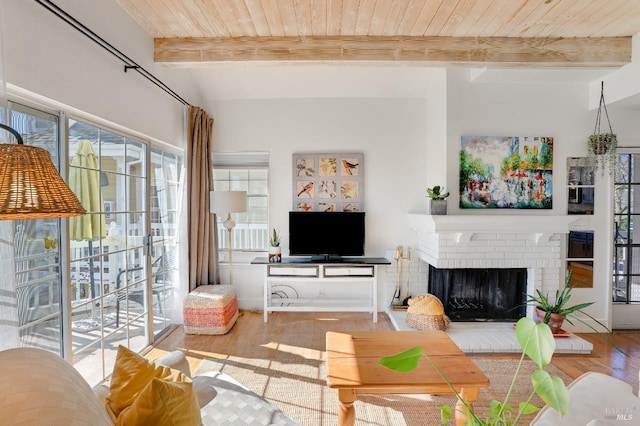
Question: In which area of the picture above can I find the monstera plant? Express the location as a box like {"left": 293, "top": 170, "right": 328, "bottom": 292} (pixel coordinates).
{"left": 379, "top": 318, "right": 570, "bottom": 425}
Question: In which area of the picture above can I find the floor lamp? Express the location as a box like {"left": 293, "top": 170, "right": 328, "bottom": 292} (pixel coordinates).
{"left": 210, "top": 190, "right": 247, "bottom": 286}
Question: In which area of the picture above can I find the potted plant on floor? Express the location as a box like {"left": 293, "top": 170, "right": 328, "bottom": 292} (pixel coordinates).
{"left": 379, "top": 318, "right": 570, "bottom": 425}
{"left": 268, "top": 228, "right": 281, "bottom": 262}
{"left": 426, "top": 185, "right": 450, "bottom": 215}
{"left": 527, "top": 268, "right": 606, "bottom": 335}
{"left": 526, "top": 269, "right": 628, "bottom": 359}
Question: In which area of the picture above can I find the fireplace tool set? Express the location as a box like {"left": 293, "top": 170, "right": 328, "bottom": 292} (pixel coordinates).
{"left": 391, "top": 245, "right": 412, "bottom": 310}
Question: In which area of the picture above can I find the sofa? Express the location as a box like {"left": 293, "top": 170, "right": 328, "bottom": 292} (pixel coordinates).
{"left": 531, "top": 371, "right": 639, "bottom": 425}
{"left": 0, "top": 347, "right": 299, "bottom": 425}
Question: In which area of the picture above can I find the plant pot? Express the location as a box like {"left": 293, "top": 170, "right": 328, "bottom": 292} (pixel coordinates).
{"left": 588, "top": 133, "right": 616, "bottom": 155}
{"left": 429, "top": 199, "right": 447, "bottom": 215}
{"left": 268, "top": 246, "right": 281, "bottom": 263}
{"left": 535, "top": 307, "right": 566, "bottom": 334}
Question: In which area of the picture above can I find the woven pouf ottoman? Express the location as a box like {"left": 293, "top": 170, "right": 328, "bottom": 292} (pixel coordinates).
{"left": 183, "top": 285, "right": 238, "bottom": 335}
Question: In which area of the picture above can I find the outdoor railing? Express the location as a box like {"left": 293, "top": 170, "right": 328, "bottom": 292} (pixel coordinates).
{"left": 217, "top": 225, "right": 268, "bottom": 251}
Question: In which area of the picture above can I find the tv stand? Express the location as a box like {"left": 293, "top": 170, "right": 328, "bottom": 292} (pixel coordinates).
{"left": 252, "top": 257, "right": 390, "bottom": 323}
{"left": 310, "top": 255, "right": 345, "bottom": 263}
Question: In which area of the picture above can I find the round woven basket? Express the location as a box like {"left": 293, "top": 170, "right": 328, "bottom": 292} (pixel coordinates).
{"left": 406, "top": 311, "right": 451, "bottom": 331}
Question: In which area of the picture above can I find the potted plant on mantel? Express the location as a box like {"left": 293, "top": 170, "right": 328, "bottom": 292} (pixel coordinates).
{"left": 426, "top": 185, "right": 450, "bottom": 215}
{"left": 268, "top": 228, "right": 281, "bottom": 263}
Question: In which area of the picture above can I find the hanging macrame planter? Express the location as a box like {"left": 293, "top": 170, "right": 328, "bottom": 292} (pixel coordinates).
{"left": 587, "top": 81, "right": 617, "bottom": 176}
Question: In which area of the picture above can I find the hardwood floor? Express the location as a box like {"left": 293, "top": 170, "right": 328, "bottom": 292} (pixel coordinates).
{"left": 551, "top": 329, "right": 640, "bottom": 394}
{"left": 148, "top": 310, "right": 640, "bottom": 395}
{"left": 147, "top": 310, "right": 396, "bottom": 375}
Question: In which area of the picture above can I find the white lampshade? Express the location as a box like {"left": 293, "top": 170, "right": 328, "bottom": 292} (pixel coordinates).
{"left": 210, "top": 190, "right": 247, "bottom": 214}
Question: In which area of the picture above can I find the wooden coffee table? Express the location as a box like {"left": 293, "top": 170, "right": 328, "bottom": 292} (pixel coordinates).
{"left": 326, "top": 330, "right": 490, "bottom": 425}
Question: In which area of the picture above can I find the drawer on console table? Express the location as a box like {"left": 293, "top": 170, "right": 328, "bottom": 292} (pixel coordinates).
{"left": 267, "top": 265, "right": 319, "bottom": 277}
{"left": 323, "top": 265, "right": 374, "bottom": 277}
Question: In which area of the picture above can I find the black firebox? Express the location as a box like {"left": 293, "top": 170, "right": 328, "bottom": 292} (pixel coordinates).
{"left": 428, "top": 266, "right": 527, "bottom": 322}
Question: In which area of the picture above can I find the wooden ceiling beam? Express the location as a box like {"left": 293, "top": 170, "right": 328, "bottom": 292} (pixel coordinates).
{"left": 154, "top": 36, "right": 631, "bottom": 66}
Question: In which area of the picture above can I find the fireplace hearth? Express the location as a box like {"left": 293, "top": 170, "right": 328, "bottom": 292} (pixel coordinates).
{"left": 429, "top": 266, "right": 527, "bottom": 321}
{"left": 386, "top": 308, "right": 594, "bottom": 354}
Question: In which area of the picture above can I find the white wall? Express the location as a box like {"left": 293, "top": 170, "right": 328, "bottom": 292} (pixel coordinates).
{"left": 208, "top": 97, "right": 429, "bottom": 309}
{"left": 425, "top": 69, "right": 448, "bottom": 197}
{"left": 1, "top": 0, "right": 199, "bottom": 326}
{"left": 445, "top": 68, "right": 614, "bottom": 329}
{"left": 1, "top": 0, "right": 197, "bottom": 144}
{"left": 207, "top": 72, "right": 638, "bottom": 325}
{"left": 446, "top": 67, "right": 597, "bottom": 215}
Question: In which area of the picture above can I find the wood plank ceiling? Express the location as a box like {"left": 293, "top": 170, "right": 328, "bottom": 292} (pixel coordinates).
{"left": 115, "top": 0, "right": 640, "bottom": 66}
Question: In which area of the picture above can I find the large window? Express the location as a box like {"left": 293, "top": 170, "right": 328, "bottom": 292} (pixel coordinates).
{"left": 613, "top": 152, "right": 640, "bottom": 303}
{"left": 213, "top": 152, "right": 269, "bottom": 251}
{"left": 0, "top": 101, "right": 183, "bottom": 386}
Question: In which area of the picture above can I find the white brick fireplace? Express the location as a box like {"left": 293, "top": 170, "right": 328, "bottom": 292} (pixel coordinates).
{"left": 408, "top": 213, "right": 579, "bottom": 319}
{"left": 394, "top": 213, "right": 593, "bottom": 353}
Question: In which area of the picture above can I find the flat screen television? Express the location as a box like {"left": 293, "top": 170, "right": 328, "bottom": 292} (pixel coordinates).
{"left": 289, "top": 211, "right": 365, "bottom": 259}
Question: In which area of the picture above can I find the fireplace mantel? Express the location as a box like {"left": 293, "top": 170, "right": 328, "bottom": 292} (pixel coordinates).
{"left": 408, "top": 213, "right": 579, "bottom": 234}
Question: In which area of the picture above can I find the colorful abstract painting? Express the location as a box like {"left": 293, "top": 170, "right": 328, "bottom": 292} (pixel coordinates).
{"left": 459, "top": 136, "right": 553, "bottom": 209}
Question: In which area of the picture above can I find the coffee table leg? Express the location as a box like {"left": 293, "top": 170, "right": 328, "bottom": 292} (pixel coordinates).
{"left": 455, "top": 387, "right": 480, "bottom": 425}
{"left": 338, "top": 388, "right": 356, "bottom": 426}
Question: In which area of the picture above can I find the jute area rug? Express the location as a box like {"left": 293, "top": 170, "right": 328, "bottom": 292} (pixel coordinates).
{"left": 195, "top": 353, "right": 571, "bottom": 425}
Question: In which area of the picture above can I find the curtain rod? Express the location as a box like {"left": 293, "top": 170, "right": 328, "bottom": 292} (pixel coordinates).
{"left": 35, "top": 0, "right": 190, "bottom": 106}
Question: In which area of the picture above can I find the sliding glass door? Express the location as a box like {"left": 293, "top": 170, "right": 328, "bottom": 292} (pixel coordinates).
{"left": 2, "top": 103, "right": 182, "bottom": 385}
{"left": 149, "top": 147, "right": 181, "bottom": 337}
{"left": 68, "top": 119, "right": 152, "bottom": 383}
{"left": 66, "top": 119, "right": 182, "bottom": 383}
{"left": 9, "top": 103, "right": 64, "bottom": 354}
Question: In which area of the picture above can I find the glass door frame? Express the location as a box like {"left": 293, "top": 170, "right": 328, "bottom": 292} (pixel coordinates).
{"left": 612, "top": 148, "right": 640, "bottom": 329}
{"left": 4, "top": 93, "right": 181, "bottom": 383}
{"left": 7, "top": 102, "right": 66, "bottom": 357}
{"left": 66, "top": 114, "right": 154, "bottom": 380}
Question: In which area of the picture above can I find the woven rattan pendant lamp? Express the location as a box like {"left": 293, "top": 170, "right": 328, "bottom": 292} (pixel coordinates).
{"left": 0, "top": 123, "right": 86, "bottom": 219}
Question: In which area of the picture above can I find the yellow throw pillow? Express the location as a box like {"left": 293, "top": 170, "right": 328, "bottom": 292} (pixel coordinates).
{"left": 107, "top": 345, "right": 190, "bottom": 417}
{"left": 116, "top": 379, "right": 201, "bottom": 426}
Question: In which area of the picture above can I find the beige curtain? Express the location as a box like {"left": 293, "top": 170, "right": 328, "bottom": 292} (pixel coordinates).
{"left": 187, "top": 106, "right": 219, "bottom": 291}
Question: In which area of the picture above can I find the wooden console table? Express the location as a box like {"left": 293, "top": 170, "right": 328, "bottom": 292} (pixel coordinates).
{"left": 326, "top": 330, "right": 490, "bottom": 426}
{"left": 252, "top": 257, "right": 390, "bottom": 323}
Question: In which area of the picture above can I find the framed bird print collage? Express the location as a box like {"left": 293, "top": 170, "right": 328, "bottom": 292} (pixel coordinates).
{"left": 292, "top": 153, "right": 364, "bottom": 212}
